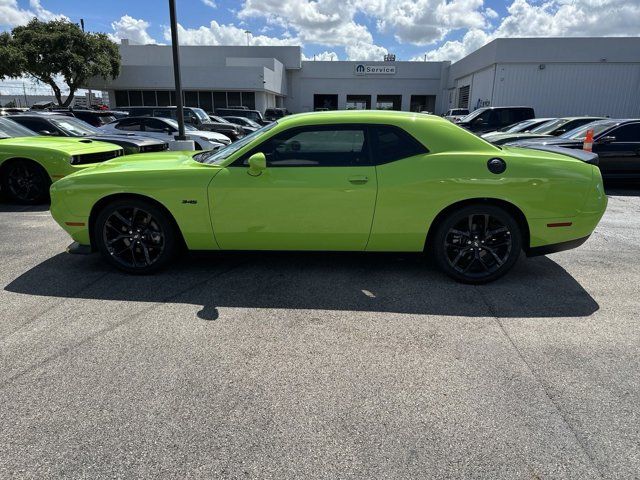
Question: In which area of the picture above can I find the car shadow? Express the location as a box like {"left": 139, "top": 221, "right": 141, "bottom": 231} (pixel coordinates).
{"left": 0, "top": 202, "right": 50, "bottom": 213}
{"left": 5, "top": 250, "right": 598, "bottom": 320}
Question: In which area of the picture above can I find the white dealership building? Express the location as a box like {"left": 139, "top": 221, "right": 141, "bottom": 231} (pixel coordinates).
{"left": 87, "top": 37, "right": 640, "bottom": 117}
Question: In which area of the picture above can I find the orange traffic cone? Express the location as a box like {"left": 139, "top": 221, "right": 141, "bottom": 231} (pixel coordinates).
{"left": 583, "top": 129, "right": 594, "bottom": 152}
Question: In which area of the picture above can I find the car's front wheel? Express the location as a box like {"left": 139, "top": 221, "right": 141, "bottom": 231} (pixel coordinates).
{"left": 94, "top": 198, "right": 178, "bottom": 274}
{"left": 1, "top": 159, "right": 51, "bottom": 204}
{"left": 431, "top": 204, "right": 522, "bottom": 284}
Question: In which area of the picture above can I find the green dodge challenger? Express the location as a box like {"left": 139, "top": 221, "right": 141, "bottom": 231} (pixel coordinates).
{"left": 50, "top": 111, "right": 607, "bottom": 283}
{"left": 0, "top": 117, "right": 123, "bottom": 203}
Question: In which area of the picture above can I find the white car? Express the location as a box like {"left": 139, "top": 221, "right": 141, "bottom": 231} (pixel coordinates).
{"left": 443, "top": 108, "right": 470, "bottom": 123}
{"left": 99, "top": 116, "right": 231, "bottom": 150}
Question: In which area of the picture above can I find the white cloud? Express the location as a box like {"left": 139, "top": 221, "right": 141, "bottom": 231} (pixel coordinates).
{"left": 414, "top": 28, "right": 490, "bottom": 62}
{"left": 109, "top": 15, "right": 157, "bottom": 45}
{"left": 163, "top": 21, "right": 300, "bottom": 46}
{"left": 484, "top": 7, "right": 498, "bottom": 19}
{"left": 201, "top": 0, "right": 216, "bottom": 7}
{"left": 0, "top": 0, "right": 66, "bottom": 28}
{"left": 345, "top": 42, "right": 388, "bottom": 61}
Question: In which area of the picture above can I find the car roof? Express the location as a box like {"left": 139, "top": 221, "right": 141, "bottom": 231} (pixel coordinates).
{"left": 276, "top": 110, "right": 449, "bottom": 127}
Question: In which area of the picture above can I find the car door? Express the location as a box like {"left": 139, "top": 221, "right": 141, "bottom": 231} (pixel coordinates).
{"left": 208, "top": 124, "right": 377, "bottom": 251}
{"left": 594, "top": 123, "right": 640, "bottom": 177}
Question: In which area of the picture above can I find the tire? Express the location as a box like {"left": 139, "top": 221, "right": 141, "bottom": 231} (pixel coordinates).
{"left": 431, "top": 204, "right": 522, "bottom": 284}
{"left": 1, "top": 159, "right": 51, "bottom": 204}
{"left": 94, "top": 198, "right": 178, "bottom": 274}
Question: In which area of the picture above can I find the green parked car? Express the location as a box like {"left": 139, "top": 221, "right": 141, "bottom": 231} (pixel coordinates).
{"left": 0, "top": 117, "right": 124, "bottom": 204}
{"left": 49, "top": 111, "right": 607, "bottom": 283}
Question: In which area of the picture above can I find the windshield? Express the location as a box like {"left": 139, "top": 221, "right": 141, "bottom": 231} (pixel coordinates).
{"left": 561, "top": 121, "right": 618, "bottom": 140}
{"left": 193, "top": 122, "right": 277, "bottom": 165}
{"left": 459, "top": 108, "right": 487, "bottom": 123}
{"left": 210, "top": 115, "right": 230, "bottom": 123}
{"left": 50, "top": 117, "right": 99, "bottom": 136}
{"left": 193, "top": 108, "right": 210, "bottom": 122}
{"left": 530, "top": 118, "right": 569, "bottom": 134}
{"left": 0, "top": 117, "right": 37, "bottom": 138}
{"left": 162, "top": 118, "right": 197, "bottom": 131}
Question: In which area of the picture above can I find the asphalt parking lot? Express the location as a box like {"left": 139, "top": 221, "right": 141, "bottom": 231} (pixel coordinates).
{"left": 1, "top": 187, "right": 639, "bottom": 479}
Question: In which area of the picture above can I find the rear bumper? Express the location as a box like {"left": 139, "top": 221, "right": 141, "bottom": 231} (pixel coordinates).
{"left": 526, "top": 235, "right": 590, "bottom": 257}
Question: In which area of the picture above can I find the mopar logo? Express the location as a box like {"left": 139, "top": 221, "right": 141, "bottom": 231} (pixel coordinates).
{"left": 355, "top": 64, "right": 366, "bottom": 75}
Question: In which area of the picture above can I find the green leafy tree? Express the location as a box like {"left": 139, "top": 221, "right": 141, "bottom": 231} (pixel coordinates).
{"left": 0, "top": 19, "right": 120, "bottom": 107}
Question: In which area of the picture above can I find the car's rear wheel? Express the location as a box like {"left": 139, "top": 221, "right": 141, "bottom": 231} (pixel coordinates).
{"left": 1, "top": 159, "right": 51, "bottom": 204}
{"left": 94, "top": 198, "right": 178, "bottom": 274}
{"left": 431, "top": 204, "right": 522, "bottom": 284}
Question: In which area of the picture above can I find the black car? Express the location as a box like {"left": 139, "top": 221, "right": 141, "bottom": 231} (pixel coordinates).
{"left": 509, "top": 119, "right": 640, "bottom": 180}
{"left": 120, "top": 106, "right": 244, "bottom": 141}
{"left": 222, "top": 115, "right": 262, "bottom": 134}
{"left": 458, "top": 106, "right": 535, "bottom": 133}
{"left": 215, "top": 108, "right": 268, "bottom": 125}
{"left": 68, "top": 110, "right": 119, "bottom": 127}
{"left": 10, "top": 114, "right": 168, "bottom": 154}
{"left": 482, "top": 116, "right": 605, "bottom": 145}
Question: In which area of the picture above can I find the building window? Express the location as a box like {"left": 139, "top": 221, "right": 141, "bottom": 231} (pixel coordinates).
{"left": 156, "top": 91, "right": 171, "bottom": 106}
{"left": 241, "top": 92, "right": 255, "bottom": 110}
{"left": 458, "top": 85, "right": 470, "bottom": 109}
{"left": 142, "top": 90, "right": 156, "bottom": 106}
{"left": 313, "top": 94, "right": 338, "bottom": 111}
{"left": 213, "top": 91, "right": 227, "bottom": 110}
{"left": 198, "top": 91, "right": 213, "bottom": 112}
{"left": 227, "top": 92, "right": 241, "bottom": 107}
{"left": 128, "top": 90, "right": 143, "bottom": 106}
{"left": 346, "top": 95, "right": 371, "bottom": 110}
{"left": 376, "top": 95, "right": 401, "bottom": 110}
{"left": 114, "top": 90, "right": 129, "bottom": 107}
{"left": 410, "top": 95, "right": 435, "bottom": 112}
{"left": 184, "top": 91, "right": 199, "bottom": 108}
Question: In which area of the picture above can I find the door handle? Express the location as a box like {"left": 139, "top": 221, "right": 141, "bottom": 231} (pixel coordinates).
{"left": 348, "top": 175, "right": 368, "bottom": 185}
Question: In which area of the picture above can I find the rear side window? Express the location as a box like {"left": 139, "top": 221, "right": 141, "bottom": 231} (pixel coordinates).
{"left": 369, "top": 125, "right": 428, "bottom": 164}
{"left": 609, "top": 123, "right": 640, "bottom": 142}
{"left": 12, "top": 117, "right": 50, "bottom": 133}
{"left": 115, "top": 119, "right": 143, "bottom": 131}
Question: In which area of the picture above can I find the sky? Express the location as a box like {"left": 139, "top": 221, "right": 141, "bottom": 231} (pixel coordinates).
{"left": 1, "top": 0, "right": 639, "bottom": 96}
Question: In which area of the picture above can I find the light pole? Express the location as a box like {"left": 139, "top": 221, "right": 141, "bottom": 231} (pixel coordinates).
{"left": 168, "top": 0, "right": 187, "bottom": 141}
{"left": 244, "top": 30, "right": 252, "bottom": 46}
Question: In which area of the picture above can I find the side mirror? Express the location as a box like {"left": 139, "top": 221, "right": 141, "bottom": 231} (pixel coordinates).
{"left": 599, "top": 135, "right": 616, "bottom": 144}
{"left": 39, "top": 130, "right": 54, "bottom": 135}
{"left": 555, "top": 128, "right": 566, "bottom": 135}
{"left": 247, "top": 152, "right": 266, "bottom": 176}
{"left": 163, "top": 127, "right": 172, "bottom": 134}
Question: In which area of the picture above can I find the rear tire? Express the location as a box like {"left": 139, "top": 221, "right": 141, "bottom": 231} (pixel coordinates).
{"left": 94, "top": 198, "right": 178, "bottom": 274}
{"left": 1, "top": 159, "right": 51, "bottom": 204}
{"left": 431, "top": 204, "right": 522, "bottom": 284}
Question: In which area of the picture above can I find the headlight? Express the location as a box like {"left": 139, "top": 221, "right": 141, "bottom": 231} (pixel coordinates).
{"left": 69, "top": 155, "right": 79, "bottom": 165}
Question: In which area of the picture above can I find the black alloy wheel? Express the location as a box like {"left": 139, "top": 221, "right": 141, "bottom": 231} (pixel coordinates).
{"left": 2, "top": 160, "right": 51, "bottom": 204}
{"left": 95, "top": 199, "right": 177, "bottom": 274}
{"left": 432, "top": 204, "right": 522, "bottom": 283}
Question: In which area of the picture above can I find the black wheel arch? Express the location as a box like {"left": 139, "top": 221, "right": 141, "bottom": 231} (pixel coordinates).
{"left": 0, "top": 157, "right": 50, "bottom": 178}
{"left": 88, "top": 193, "right": 187, "bottom": 252}
{"left": 425, "top": 198, "right": 530, "bottom": 252}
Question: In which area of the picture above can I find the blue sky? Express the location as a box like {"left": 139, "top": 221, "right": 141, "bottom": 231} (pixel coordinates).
{"left": 0, "top": 0, "right": 636, "bottom": 96}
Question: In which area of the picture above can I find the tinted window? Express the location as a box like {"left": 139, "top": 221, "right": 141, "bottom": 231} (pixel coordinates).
{"left": 153, "top": 108, "right": 175, "bottom": 119}
{"left": 12, "top": 117, "right": 51, "bottom": 133}
{"left": 609, "top": 123, "right": 640, "bottom": 142}
{"left": 243, "top": 126, "right": 367, "bottom": 167}
{"left": 115, "top": 119, "right": 143, "bottom": 131}
{"left": 144, "top": 118, "right": 173, "bottom": 132}
{"left": 370, "top": 125, "right": 428, "bottom": 164}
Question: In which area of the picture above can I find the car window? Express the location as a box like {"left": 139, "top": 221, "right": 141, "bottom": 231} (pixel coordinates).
{"left": 0, "top": 117, "right": 37, "bottom": 137}
{"left": 531, "top": 118, "right": 568, "bottom": 134}
{"left": 50, "top": 117, "right": 99, "bottom": 136}
{"left": 370, "top": 125, "right": 428, "bottom": 164}
{"left": 115, "top": 119, "right": 143, "bottom": 131}
{"left": 563, "top": 121, "right": 618, "bottom": 139}
{"left": 238, "top": 125, "right": 367, "bottom": 167}
{"left": 608, "top": 123, "right": 640, "bottom": 142}
{"left": 144, "top": 118, "right": 174, "bottom": 133}
{"left": 11, "top": 117, "right": 50, "bottom": 133}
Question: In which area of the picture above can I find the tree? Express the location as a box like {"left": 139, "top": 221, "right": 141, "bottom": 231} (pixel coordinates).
{"left": 0, "top": 19, "right": 120, "bottom": 107}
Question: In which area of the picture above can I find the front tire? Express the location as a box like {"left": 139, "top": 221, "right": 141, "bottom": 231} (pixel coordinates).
{"left": 94, "top": 199, "right": 178, "bottom": 274}
{"left": 431, "top": 204, "right": 522, "bottom": 284}
{"left": 1, "top": 159, "right": 51, "bottom": 204}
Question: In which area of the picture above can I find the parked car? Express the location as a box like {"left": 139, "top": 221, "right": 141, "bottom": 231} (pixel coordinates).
{"left": 222, "top": 116, "right": 262, "bottom": 134}
{"left": 99, "top": 116, "right": 229, "bottom": 150}
{"left": 10, "top": 114, "right": 168, "bottom": 155}
{"left": 215, "top": 108, "right": 268, "bottom": 125}
{"left": 507, "top": 119, "right": 640, "bottom": 180}
{"left": 264, "top": 108, "right": 291, "bottom": 122}
{"left": 49, "top": 111, "right": 606, "bottom": 284}
{"left": 65, "top": 109, "right": 119, "bottom": 127}
{"left": 483, "top": 118, "right": 555, "bottom": 136}
{"left": 120, "top": 106, "right": 244, "bottom": 141}
{"left": 0, "top": 117, "right": 124, "bottom": 203}
{"left": 443, "top": 108, "right": 469, "bottom": 122}
{"left": 457, "top": 107, "right": 535, "bottom": 133}
{"left": 482, "top": 117, "right": 605, "bottom": 145}
{"left": 0, "top": 107, "right": 29, "bottom": 116}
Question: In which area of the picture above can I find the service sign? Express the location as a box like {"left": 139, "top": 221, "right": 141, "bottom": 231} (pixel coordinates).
{"left": 354, "top": 64, "right": 397, "bottom": 76}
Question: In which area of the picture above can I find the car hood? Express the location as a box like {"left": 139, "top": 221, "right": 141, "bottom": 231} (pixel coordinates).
{"left": 189, "top": 130, "right": 229, "bottom": 141}
{"left": 68, "top": 150, "right": 219, "bottom": 177}
{"left": 84, "top": 134, "right": 165, "bottom": 147}
{"left": 0, "top": 136, "right": 122, "bottom": 154}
